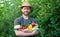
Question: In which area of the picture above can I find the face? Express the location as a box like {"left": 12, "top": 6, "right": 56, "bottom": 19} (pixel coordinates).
{"left": 21, "top": 6, "right": 31, "bottom": 16}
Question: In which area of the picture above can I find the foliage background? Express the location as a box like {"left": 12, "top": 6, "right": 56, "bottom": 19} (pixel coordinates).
{"left": 0, "top": 0, "right": 60, "bottom": 37}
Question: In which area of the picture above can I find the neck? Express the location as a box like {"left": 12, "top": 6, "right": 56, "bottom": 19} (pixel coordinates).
{"left": 22, "top": 14, "right": 29, "bottom": 19}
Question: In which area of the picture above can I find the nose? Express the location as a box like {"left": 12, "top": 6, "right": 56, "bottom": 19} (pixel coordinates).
{"left": 25, "top": 8, "right": 28, "bottom": 11}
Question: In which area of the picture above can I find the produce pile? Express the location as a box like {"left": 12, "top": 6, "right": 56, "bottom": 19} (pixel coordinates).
{"left": 20, "top": 22, "right": 39, "bottom": 32}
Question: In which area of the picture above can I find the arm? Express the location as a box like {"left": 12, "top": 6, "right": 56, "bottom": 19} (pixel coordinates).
{"left": 14, "top": 29, "right": 39, "bottom": 36}
{"left": 14, "top": 30, "right": 34, "bottom": 36}
{"left": 14, "top": 24, "right": 39, "bottom": 36}
{"left": 14, "top": 25, "right": 34, "bottom": 36}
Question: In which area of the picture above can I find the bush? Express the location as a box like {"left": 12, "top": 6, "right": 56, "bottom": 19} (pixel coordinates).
{"left": 0, "top": 0, "right": 60, "bottom": 37}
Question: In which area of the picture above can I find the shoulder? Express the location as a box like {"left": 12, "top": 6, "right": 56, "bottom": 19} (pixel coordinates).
{"left": 29, "top": 17, "right": 36, "bottom": 22}
{"left": 29, "top": 17, "right": 35, "bottom": 20}
{"left": 14, "top": 16, "right": 22, "bottom": 22}
{"left": 29, "top": 17, "right": 37, "bottom": 23}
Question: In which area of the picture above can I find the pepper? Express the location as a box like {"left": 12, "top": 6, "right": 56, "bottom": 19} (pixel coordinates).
{"left": 28, "top": 25, "right": 32, "bottom": 30}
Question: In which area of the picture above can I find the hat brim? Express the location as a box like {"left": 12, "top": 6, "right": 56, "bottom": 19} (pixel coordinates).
{"left": 20, "top": 6, "right": 32, "bottom": 9}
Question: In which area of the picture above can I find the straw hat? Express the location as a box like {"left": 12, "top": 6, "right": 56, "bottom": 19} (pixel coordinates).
{"left": 20, "top": 2, "right": 32, "bottom": 8}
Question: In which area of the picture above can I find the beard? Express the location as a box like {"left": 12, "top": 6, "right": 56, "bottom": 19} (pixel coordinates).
{"left": 23, "top": 12, "right": 29, "bottom": 16}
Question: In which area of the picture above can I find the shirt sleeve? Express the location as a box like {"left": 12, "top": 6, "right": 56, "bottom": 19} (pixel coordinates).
{"left": 31, "top": 18, "right": 38, "bottom": 24}
{"left": 14, "top": 18, "right": 21, "bottom": 25}
{"left": 14, "top": 18, "right": 21, "bottom": 30}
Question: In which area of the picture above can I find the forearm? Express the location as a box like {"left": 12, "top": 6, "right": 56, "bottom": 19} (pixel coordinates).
{"left": 15, "top": 30, "right": 33, "bottom": 36}
{"left": 21, "top": 32, "right": 33, "bottom": 36}
{"left": 14, "top": 25, "right": 39, "bottom": 36}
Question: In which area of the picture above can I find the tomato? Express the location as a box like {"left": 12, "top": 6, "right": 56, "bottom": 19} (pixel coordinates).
{"left": 31, "top": 22, "right": 36, "bottom": 26}
{"left": 23, "top": 26, "right": 27, "bottom": 29}
{"left": 20, "top": 26, "right": 27, "bottom": 31}
{"left": 20, "top": 25, "right": 23, "bottom": 29}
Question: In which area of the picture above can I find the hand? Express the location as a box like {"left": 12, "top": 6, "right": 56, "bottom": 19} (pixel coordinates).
{"left": 23, "top": 28, "right": 33, "bottom": 33}
{"left": 23, "top": 28, "right": 29, "bottom": 32}
{"left": 32, "top": 30, "right": 38, "bottom": 35}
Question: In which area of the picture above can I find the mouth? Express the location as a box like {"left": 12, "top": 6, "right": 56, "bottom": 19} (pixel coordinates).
{"left": 23, "top": 12, "right": 29, "bottom": 16}
{"left": 25, "top": 11, "right": 28, "bottom": 13}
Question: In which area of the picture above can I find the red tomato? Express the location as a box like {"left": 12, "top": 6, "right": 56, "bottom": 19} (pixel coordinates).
{"left": 23, "top": 26, "right": 27, "bottom": 29}
{"left": 31, "top": 22, "right": 36, "bottom": 26}
{"left": 20, "top": 25, "right": 23, "bottom": 29}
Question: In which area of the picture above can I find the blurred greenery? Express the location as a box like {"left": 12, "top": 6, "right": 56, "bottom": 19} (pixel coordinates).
{"left": 0, "top": 0, "right": 60, "bottom": 37}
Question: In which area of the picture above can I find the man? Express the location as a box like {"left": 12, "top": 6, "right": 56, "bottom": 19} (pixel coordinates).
{"left": 14, "top": 2, "right": 39, "bottom": 37}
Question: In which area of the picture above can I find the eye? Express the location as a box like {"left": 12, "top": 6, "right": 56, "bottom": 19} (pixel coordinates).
{"left": 27, "top": 8, "right": 30, "bottom": 10}
{"left": 24, "top": 8, "right": 26, "bottom": 10}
